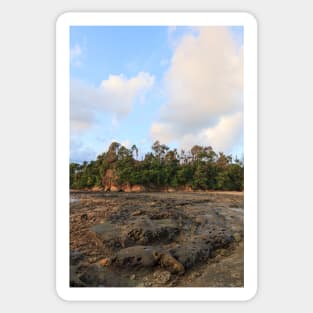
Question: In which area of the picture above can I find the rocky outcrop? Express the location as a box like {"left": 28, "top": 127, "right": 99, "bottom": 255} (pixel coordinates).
{"left": 101, "top": 169, "right": 146, "bottom": 192}
{"left": 102, "top": 169, "right": 118, "bottom": 191}
{"left": 130, "top": 184, "right": 146, "bottom": 192}
{"left": 70, "top": 191, "right": 244, "bottom": 287}
{"left": 101, "top": 168, "right": 194, "bottom": 192}
{"left": 115, "top": 245, "right": 160, "bottom": 268}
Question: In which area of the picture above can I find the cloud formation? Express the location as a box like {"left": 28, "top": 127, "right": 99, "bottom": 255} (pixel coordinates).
{"left": 71, "top": 72, "right": 154, "bottom": 132}
{"left": 70, "top": 44, "right": 82, "bottom": 59}
{"left": 70, "top": 137, "right": 96, "bottom": 163}
{"left": 150, "top": 27, "right": 243, "bottom": 153}
{"left": 70, "top": 44, "right": 83, "bottom": 67}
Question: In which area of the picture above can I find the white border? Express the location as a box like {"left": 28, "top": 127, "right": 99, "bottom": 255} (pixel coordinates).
{"left": 56, "top": 12, "right": 257, "bottom": 301}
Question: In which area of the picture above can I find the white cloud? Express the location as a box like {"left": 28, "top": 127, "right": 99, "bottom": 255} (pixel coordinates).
{"left": 70, "top": 137, "right": 96, "bottom": 163}
{"left": 121, "top": 140, "right": 131, "bottom": 149}
{"left": 111, "top": 116, "right": 119, "bottom": 128}
{"left": 70, "top": 44, "right": 83, "bottom": 67}
{"left": 70, "top": 44, "right": 81, "bottom": 59}
{"left": 71, "top": 72, "right": 154, "bottom": 132}
{"left": 179, "top": 112, "right": 243, "bottom": 153}
{"left": 150, "top": 27, "right": 243, "bottom": 153}
{"left": 150, "top": 122, "right": 175, "bottom": 143}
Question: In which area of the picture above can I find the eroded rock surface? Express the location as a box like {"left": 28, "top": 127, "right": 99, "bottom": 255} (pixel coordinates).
{"left": 70, "top": 191, "right": 243, "bottom": 287}
{"left": 115, "top": 245, "right": 160, "bottom": 268}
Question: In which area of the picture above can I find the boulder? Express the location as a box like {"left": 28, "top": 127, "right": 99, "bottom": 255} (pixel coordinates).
{"left": 70, "top": 250, "right": 85, "bottom": 266}
{"left": 159, "top": 253, "right": 185, "bottom": 274}
{"left": 168, "top": 225, "right": 234, "bottom": 268}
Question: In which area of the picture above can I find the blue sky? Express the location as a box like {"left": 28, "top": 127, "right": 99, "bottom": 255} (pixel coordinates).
{"left": 70, "top": 26, "right": 243, "bottom": 163}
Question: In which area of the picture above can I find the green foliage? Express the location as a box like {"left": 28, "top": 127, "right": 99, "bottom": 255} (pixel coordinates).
{"left": 70, "top": 140, "right": 244, "bottom": 191}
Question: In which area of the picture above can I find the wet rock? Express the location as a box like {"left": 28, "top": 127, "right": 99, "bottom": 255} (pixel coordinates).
{"left": 70, "top": 250, "right": 84, "bottom": 266}
{"left": 114, "top": 246, "right": 160, "bottom": 268}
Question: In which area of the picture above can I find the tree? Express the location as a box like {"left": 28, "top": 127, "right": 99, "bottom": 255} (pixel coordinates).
{"left": 69, "top": 141, "right": 244, "bottom": 191}
{"left": 131, "top": 144, "right": 139, "bottom": 159}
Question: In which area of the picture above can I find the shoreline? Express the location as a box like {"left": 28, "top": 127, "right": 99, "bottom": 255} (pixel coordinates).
{"left": 70, "top": 189, "right": 244, "bottom": 196}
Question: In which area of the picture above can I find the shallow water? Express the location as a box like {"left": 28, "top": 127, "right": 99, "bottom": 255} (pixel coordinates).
{"left": 70, "top": 197, "right": 80, "bottom": 203}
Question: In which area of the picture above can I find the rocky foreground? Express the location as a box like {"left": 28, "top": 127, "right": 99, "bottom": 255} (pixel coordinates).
{"left": 70, "top": 191, "right": 243, "bottom": 287}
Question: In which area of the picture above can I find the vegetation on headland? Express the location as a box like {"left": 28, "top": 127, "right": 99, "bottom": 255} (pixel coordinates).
{"left": 70, "top": 141, "right": 244, "bottom": 191}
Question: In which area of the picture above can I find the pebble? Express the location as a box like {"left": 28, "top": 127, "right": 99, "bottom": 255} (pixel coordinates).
{"left": 98, "top": 258, "right": 111, "bottom": 266}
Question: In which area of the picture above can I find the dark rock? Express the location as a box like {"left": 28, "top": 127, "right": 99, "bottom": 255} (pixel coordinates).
{"left": 196, "top": 224, "right": 234, "bottom": 249}
{"left": 78, "top": 264, "right": 106, "bottom": 286}
{"left": 70, "top": 265, "right": 86, "bottom": 287}
{"left": 170, "top": 242, "right": 210, "bottom": 269}
{"left": 121, "top": 216, "right": 179, "bottom": 247}
{"left": 78, "top": 264, "right": 136, "bottom": 287}
{"left": 70, "top": 191, "right": 244, "bottom": 287}
{"left": 70, "top": 250, "right": 85, "bottom": 266}
{"left": 81, "top": 214, "right": 88, "bottom": 222}
{"left": 168, "top": 225, "right": 233, "bottom": 269}
{"left": 90, "top": 222, "right": 122, "bottom": 249}
{"left": 114, "top": 245, "right": 160, "bottom": 268}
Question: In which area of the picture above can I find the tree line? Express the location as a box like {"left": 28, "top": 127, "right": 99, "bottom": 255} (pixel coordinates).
{"left": 70, "top": 141, "right": 244, "bottom": 191}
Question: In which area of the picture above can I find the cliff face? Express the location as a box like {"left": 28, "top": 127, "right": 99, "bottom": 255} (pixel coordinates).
{"left": 101, "top": 169, "right": 146, "bottom": 192}
{"left": 100, "top": 169, "right": 195, "bottom": 192}
{"left": 101, "top": 167, "right": 197, "bottom": 193}
{"left": 101, "top": 169, "right": 118, "bottom": 191}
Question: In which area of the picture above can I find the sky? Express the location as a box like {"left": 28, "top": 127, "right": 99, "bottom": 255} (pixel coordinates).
{"left": 70, "top": 26, "right": 243, "bottom": 163}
